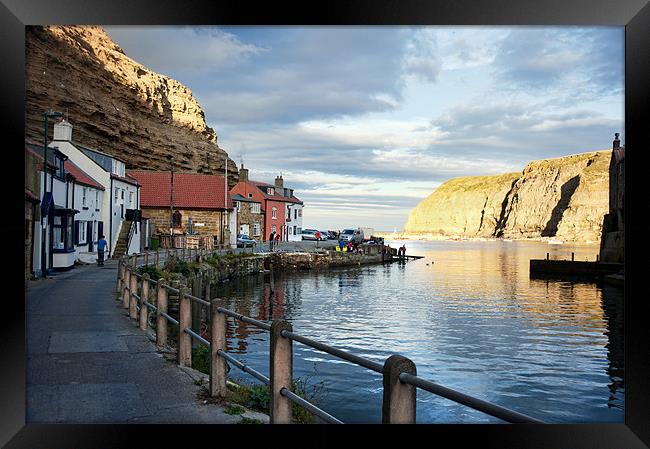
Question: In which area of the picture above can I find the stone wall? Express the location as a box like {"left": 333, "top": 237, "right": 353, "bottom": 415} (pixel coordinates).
{"left": 144, "top": 207, "right": 231, "bottom": 243}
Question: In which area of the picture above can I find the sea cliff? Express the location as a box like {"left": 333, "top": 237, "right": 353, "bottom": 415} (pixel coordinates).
{"left": 403, "top": 151, "right": 610, "bottom": 243}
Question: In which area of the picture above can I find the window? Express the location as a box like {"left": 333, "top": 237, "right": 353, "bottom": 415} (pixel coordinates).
{"left": 82, "top": 187, "right": 87, "bottom": 207}
{"left": 129, "top": 191, "right": 134, "bottom": 207}
{"left": 235, "top": 201, "right": 241, "bottom": 212}
{"left": 55, "top": 157, "right": 65, "bottom": 179}
{"left": 297, "top": 227, "right": 301, "bottom": 234}
{"left": 267, "top": 187, "right": 274, "bottom": 195}
{"left": 248, "top": 193, "right": 253, "bottom": 198}
{"left": 298, "top": 209, "right": 302, "bottom": 217}
{"left": 293, "top": 225, "right": 297, "bottom": 235}
{"left": 253, "top": 223, "right": 260, "bottom": 236}
{"left": 77, "top": 220, "right": 87, "bottom": 244}
{"left": 294, "top": 209, "right": 297, "bottom": 219}
{"left": 52, "top": 213, "right": 74, "bottom": 251}
{"left": 272, "top": 207, "right": 277, "bottom": 219}
{"left": 251, "top": 203, "right": 260, "bottom": 214}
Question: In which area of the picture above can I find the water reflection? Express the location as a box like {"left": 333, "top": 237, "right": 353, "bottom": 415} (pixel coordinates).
{"left": 212, "top": 241, "right": 623, "bottom": 423}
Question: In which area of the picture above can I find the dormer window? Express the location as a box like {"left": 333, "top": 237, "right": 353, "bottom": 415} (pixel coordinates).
{"left": 55, "top": 156, "right": 65, "bottom": 179}
{"left": 267, "top": 187, "right": 274, "bottom": 195}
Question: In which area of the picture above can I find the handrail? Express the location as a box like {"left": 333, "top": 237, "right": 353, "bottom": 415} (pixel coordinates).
{"left": 119, "top": 248, "right": 546, "bottom": 425}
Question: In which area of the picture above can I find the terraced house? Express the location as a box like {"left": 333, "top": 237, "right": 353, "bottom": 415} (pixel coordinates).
{"left": 230, "top": 164, "right": 303, "bottom": 242}
{"left": 127, "top": 170, "right": 235, "bottom": 248}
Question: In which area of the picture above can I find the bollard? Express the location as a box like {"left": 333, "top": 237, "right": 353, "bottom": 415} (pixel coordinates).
{"left": 210, "top": 299, "right": 227, "bottom": 397}
{"left": 571, "top": 252, "right": 575, "bottom": 261}
{"left": 270, "top": 320, "right": 293, "bottom": 424}
{"left": 546, "top": 253, "right": 549, "bottom": 260}
{"left": 156, "top": 279, "right": 168, "bottom": 347}
{"left": 140, "top": 274, "right": 150, "bottom": 331}
{"left": 178, "top": 287, "right": 192, "bottom": 367}
{"left": 382, "top": 354, "right": 417, "bottom": 424}
{"left": 123, "top": 268, "right": 131, "bottom": 309}
{"left": 129, "top": 273, "right": 138, "bottom": 320}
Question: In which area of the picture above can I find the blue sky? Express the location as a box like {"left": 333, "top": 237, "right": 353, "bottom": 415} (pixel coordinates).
{"left": 104, "top": 26, "right": 624, "bottom": 231}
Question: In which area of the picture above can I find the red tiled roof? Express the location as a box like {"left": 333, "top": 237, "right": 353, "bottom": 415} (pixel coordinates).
{"left": 248, "top": 180, "right": 302, "bottom": 204}
{"left": 128, "top": 171, "right": 233, "bottom": 210}
{"left": 65, "top": 160, "right": 105, "bottom": 190}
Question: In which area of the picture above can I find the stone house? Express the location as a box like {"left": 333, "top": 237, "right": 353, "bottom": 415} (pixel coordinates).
{"left": 230, "top": 164, "right": 303, "bottom": 242}
{"left": 127, "top": 170, "right": 234, "bottom": 246}
{"left": 231, "top": 193, "right": 264, "bottom": 240}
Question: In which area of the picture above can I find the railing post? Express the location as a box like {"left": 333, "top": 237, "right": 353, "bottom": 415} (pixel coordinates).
{"left": 116, "top": 257, "right": 124, "bottom": 294}
{"left": 270, "top": 320, "right": 293, "bottom": 424}
{"left": 178, "top": 286, "right": 192, "bottom": 367}
{"left": 155, "top": 250, "right": 159, "bottom": 266}
{"left": 131, "top": 254, "right": 137, "bottom": 268}
{"left": 144, "top": 251, "right": 149, "bottom": 266}
{"left": 382, "top": 355, "right": 417, "bottom": 424}
{"left": 129, "top": 272, "right": 138, "bottom": 320}
{"left": 140, "top": 274, "right": 150, "bottom": 331}
{"left": 156, "top": 279, "right": 168, "bottom": 347}
{"left": 122, "top": 267, "right": 131, "bottom": 308}
{"left": 210, "top": 299, "right": 227, "bottom": 397}
{"left": 571, "top": 252, "right": 575, "bottom": 261}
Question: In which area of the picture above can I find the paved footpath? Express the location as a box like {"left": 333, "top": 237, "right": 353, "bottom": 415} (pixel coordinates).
{"left": 26, "top": 259, "right": 250, "bottom": 424}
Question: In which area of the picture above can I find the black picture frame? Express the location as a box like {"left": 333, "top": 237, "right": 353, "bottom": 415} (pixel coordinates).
{"left": 5, "top": 0, "right": 649, "bottom": 447}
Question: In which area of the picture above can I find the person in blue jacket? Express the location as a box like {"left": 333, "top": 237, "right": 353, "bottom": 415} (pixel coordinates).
{"left": 97, "top": 235, "right": 107, "bottom": 266}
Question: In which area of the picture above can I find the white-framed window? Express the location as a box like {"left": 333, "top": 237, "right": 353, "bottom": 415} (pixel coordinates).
{"left": 248, "top": 193, "right": 253, "bottom": 198}
{"left": 271, "top": 225, "right": 276, "bottom": 233}
{"left": 235, "top": 201, "right": 241, "bottom": 212}
{"left": 78, "top": 220, "right": 87, "bottom": 244}
{"left": 82, "top": 187, "right": 87, "bottom": 207}
{"left": 294, "top": 209, "right": 297, "bottom": 219}
{"left": 129, "top": 191, "right": 134, "bottom": 207}
{"left": 253, "top": 223, "right": 260, "bottom": 236}
{"left": 272, "top": 207, "right": 277, "bottom": 219}
{"left": 297, "top": 227, "right": 301, "bottom": 234}
{"left": 267, "top": 187, "right": 274, "bottom": 195}
{"left": 251, "top": 203, "right": 260, "bottom": 214}
{"left": 293, "top": 225, "right": 297, "bottom": 235}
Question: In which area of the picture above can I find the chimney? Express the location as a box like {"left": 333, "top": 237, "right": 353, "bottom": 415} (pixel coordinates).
{"left": 239, "top": 164, "right": 248, "bottom": 182}
{"left": 275, "top": 174, "right": 283, "bottom": 188}
{"left": 53, "top": 119, "right": 73, "bottom": 141}
{"left": 613, "top": 133, "right": 620, "bottom": 150}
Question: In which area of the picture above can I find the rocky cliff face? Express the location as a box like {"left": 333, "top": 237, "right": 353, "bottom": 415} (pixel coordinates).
{"left": 25, "top": 26, "right": 238, "bottom": 184}
{"left": 404, "top": 151, "right": 610, "bottom": 242}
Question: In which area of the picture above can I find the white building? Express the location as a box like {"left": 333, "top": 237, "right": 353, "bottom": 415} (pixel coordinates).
{"left": 50, "top": 119, "right": 141, "bottom": 258}
{"left": 286, "top": 202, "right": 303, "bottom": 241}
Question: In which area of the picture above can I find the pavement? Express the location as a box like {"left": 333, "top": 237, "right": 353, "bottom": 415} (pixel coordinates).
{"left": 25, "top": 258, "right": 264, "bottom": 424}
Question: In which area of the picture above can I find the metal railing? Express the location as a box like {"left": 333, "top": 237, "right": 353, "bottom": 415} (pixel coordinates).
{"left": 116, "top": 248, "right": 544, "bottom": 424}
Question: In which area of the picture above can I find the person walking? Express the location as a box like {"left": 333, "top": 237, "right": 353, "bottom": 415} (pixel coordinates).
{"left": 269, "top": 231, "right": 275, "bottom": 251}
{"left": 97, "top": 235, "right": 107, "bottom": 266}
{"left": 274, "top": 232, "right": 280, "bottom": 250}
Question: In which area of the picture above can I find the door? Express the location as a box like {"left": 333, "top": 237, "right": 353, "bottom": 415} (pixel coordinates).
{"left": 120, "top": 190, "right": 124, "bottom": 218}
{"left": 98, "top": 221, "right": 104, "bottom": 242}
{"left": 87, "top": 221, "right": 94, "bottom": 252}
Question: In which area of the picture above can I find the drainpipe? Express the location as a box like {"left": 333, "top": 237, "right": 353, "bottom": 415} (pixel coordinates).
{"left": 109, "top": 177, "right": 113, "bottom": 257}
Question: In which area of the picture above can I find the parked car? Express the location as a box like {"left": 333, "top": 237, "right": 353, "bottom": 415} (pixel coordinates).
{"left": 319, "top": 231, "right": 330, "bottom": 241}
{"left": 339, "top": 228, "right": 363, "bottom": 244}
{"left": 301, "top": 229, "right": 318, "bottom": 241}
{"left": 327, "top": 230, "right": 338, "bottom": 240}
{"left": 237, "top": 234, "right": 257, "bottom": 248}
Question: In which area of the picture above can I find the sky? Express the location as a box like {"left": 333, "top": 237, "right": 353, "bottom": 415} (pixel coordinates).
{"left": 104, "top": 26, "right": 624, "bottom": 231}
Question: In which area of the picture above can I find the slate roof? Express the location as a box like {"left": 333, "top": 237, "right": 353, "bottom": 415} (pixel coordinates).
{"left": 128, "top": 170, "right": 233, "bottom": 210}
{"left": 247, "top": 180, "right": 303, "bottom": 204}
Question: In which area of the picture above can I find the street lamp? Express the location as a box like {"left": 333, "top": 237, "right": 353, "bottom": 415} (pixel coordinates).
{"left": 41, "top": 110, "right": 63, "bottom": 278}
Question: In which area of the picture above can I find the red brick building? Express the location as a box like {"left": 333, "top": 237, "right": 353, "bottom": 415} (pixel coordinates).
{"left": 230, "top": 165, "right": 303, "bottom": 242}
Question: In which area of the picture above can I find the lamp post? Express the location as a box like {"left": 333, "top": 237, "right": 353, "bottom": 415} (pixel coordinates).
{"left": 41, "top": 110, "right": 63, "bottom": 278}
{"left": 168, "top": 155, "right": 174, "bottom": 239}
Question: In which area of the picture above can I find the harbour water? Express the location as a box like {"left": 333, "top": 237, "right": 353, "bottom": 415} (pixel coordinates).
{"left": 214, "top": 240, "right": 624, "bottom": 424}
